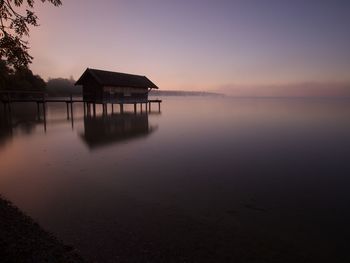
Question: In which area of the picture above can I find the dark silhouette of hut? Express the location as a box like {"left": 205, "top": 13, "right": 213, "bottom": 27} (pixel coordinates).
{"left": 75, "top": 68, "right": 159, "bottom": 103}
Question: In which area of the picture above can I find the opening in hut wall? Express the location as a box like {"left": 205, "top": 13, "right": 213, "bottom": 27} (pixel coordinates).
{"left": 102, "top": 87, "right": 148, "bottom": 102}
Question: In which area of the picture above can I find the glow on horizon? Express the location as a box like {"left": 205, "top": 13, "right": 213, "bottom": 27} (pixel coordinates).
{"left": 28, "top": 0, "right": 350, "bottom": 95}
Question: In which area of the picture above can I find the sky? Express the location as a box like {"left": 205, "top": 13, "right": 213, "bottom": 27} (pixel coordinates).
{"left": 27, "top": 0, "right": 350, "bottom": 95}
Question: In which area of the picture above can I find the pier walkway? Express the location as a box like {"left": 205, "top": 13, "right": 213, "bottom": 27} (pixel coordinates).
{"left": 0, "top": 90, "right": 162, "bottom": 117}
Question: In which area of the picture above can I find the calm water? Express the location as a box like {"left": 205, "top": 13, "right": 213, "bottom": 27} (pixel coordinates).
{"left": 1, "top": 96, "right": 350, "bottom": 262}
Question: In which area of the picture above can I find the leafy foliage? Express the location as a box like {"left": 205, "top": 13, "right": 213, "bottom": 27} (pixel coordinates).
{"left": 0, "top": 60, "right": 45, "bottom": 90}
{"left": 0, "top": 0, "right": 62, "bottom": 69}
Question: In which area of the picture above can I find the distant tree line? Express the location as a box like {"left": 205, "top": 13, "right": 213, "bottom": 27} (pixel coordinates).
{"left": 0, "top": 60, "right": 81, "bottom": 96}
{"left": 46, "top": 77, "right": 82, "bottom": 96}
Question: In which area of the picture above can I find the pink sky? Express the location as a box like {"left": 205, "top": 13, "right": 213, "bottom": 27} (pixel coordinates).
{"left": 26, "top": 0, "right": 350, "bottom": 96}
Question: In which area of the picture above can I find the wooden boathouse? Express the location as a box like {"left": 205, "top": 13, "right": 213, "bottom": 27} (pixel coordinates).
{"left": 74, "top": 68, "right": 160, "bottom": 115}
{"left": 75, "top": 68, "right": 159, "bottom": 103}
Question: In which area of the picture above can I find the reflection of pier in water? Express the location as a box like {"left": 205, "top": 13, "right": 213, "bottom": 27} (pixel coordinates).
{"left": 0, "top": 101, "right": 159, "bottom": 148}
{"left": 1, "top": 90, "right": 162, "bottom": 135}
{"left": 0, "top": 102, "right": 44, "bottom": 146}
{"left": 81, "top": 113, "right": 158, "bottom": 149}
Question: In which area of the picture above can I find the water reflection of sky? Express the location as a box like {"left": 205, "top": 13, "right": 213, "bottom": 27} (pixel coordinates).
{"left": 1, "top": 97, "right": 350, "bottom": 262}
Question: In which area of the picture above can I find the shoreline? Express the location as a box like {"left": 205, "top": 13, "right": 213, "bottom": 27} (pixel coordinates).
{"left": 0, "top": 195, "right": 86, "bottom": 263}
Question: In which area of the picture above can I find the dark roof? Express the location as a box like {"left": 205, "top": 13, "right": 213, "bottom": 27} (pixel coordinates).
{"left": 75, "top": 68, "right": 159, "bottom": 89}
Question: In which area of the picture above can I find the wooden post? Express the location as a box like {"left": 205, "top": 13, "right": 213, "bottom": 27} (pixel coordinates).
{"left": 112, "top": 103, "right": 114, "bottom": 114}
{"left": 86, "top": 102, "right": 91, "bottom": 116}
{"left": 70, "top": 103, "right": 74, "bottom": 129}
{"left": 83, "top": 102, "right": 86, "bottom": 116}
{"left": 37, "top": 102, "right": 40, "bottom": 120}
{"left": 66, "top": 102, "right": 70, "bottom": 119}
{"left": 140, "top": 103, "right": 143, "bottom": 113}
{"left": 134, "top": 103, "right": 137, "bottom": 114}
{"left": 145, "top": 102, "right": 148, "bottom": 113}
{"left": 120, "top": 103, "right": 124, "bottom": 114}
{"left": 149, "top": 102, "right": 151, "bottom": 112}
{"left": 93, "top": 103, "right": 96, "bottom": 117}
{"left": 70, "top": 94, "right": 73, "bottom": 117}
{"left": 43, "top": 93, "right": 46, "bottom": 112}
{"left": 43, "top": 100, "right": 47, "bottom": 132}
{"left": 158, "top": 102, "right": 161, "bottom": 112}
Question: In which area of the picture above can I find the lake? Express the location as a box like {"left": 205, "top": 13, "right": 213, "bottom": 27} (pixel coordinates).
{"left": 1, "top": 96, "right": 350, "bottom": 262}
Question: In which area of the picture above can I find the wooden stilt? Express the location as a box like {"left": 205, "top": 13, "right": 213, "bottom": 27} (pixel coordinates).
{"left": 37, "top": 102, "right": 40, "bottom": 120}
{"left": 70, "top": 102, "right": 73, "bottom": 117}
{"left": 70, "top": 103, "right": 74, "bottom": 129}
{"left": 43, "top": 102, "right": 47, "bottom": 132}
{"left": 70, "top": 94, "right": 73, "bottom": 118}
{"left": 66, "top": 102, "right": 70, "bottom": 119}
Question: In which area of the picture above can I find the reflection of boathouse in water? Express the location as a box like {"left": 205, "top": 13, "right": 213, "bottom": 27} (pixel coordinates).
{"left": 81, "top": 113, "right": 157, "bottom": 149}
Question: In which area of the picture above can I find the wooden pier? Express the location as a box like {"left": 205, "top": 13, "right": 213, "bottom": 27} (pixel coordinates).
{"left": 0, "top": 91, "right": 162, "bottom": 118}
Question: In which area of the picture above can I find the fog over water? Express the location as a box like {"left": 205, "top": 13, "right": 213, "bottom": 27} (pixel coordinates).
{"left": 1, "top": 96, "right": 350, "bottom": 262}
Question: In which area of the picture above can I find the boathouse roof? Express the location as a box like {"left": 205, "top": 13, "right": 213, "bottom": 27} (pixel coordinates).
{"left": 75, "top": 68, "right": 159, "bottom": 89}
